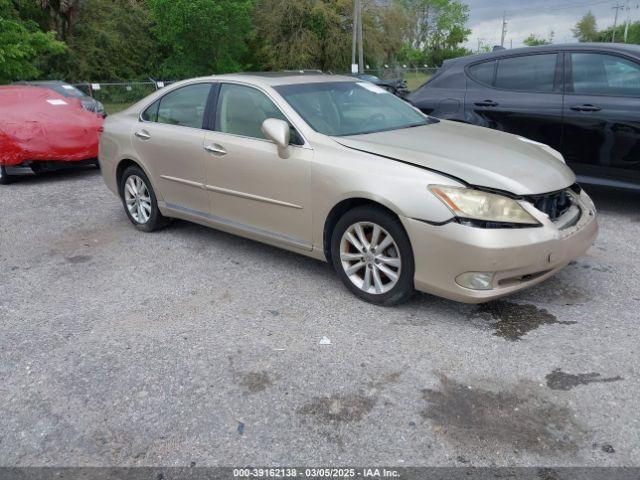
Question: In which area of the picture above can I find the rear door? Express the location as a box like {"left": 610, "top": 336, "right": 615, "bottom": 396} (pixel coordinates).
{"left": 133, "top": 83, "right": 213, "bottom": 214}
{"left": 562, "top": 51, "right": 640, "bottom": 185}
{"left": 464, "top": 53, "right": 564, "bottom": 151}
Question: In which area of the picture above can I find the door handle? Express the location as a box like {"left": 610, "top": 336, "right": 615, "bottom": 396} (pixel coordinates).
{"left": 570, "top": 104, "right": 601, "bottom": 112}
{"left": 204, "top": 144, "right": 227, "bottom": 156}
{"left": 474, "top": 100, "right": 499, "bottom": 107}
{"left": 134, "top": 130, "right": 151, "bottom": 140}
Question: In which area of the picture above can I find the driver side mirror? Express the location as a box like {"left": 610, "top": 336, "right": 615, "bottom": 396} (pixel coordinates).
{"left": 261, "top": 118, "right": 291, "bottom": 157}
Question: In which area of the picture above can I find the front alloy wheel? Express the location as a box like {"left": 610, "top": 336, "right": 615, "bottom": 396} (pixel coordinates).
{"left": 332, "top": 206, "right": 414, "bottom": 306}
{"left": 340, "top": 222, "right": 402, "bottom": 295}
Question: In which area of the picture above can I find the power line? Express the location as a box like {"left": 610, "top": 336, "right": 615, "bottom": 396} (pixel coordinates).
{"left": 506, "top": 0, "right": 613, "bottom": 17}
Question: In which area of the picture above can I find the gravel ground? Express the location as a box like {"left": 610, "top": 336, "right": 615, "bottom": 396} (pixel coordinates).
{"left": 0, "top": 168, "right": 639, "bottom": 467}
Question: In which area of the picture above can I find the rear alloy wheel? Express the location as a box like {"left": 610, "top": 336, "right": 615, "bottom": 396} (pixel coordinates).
{"left": 332, "top": 206, "right": 414, "bottom": 306}
{"left": 124, "top": 175, "right": 152, "bottom": 224}
{"left": 119, "top": 166, "right": 168, "bottom": 232}
{"left": 0, "top": 165, "right": 15, "bottom": 185}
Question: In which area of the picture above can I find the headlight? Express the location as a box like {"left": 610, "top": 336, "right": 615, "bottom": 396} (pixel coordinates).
{"left": 429, "top": 185, "right": 539, "bottom": 226}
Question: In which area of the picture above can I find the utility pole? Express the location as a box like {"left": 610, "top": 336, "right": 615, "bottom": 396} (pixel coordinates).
{"left": 351, "top": 0, "right": 364, "bottom": 74}
{"left": 357, "top": 0, "right": 364, "bottom": 74}
{"left": 500, "top": 11, "right": 508, "bottom": 47}
{"left": 351, "top": 0, "right": 358, "bottom": 72}
{"left": 623, "top": 1, "right": 639, "bottom": 42}
{"left": 612, "top": 3, "right": 624, "bottom": 42}
{"left": 624, "top": 0, "right": 631, "bottom": 42}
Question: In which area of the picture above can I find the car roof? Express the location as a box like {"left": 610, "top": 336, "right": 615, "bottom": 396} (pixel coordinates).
{"left": 0, "top": 85, "right": 67, "bottom": 100}
{"left": 448, "top": 42, "right": 640, "bottom": 66}
{"left": 14, "top": 80, "right": 69, "bottom": 85}
{"left": 189, "top": 72, "right": 358, "bottom": 87}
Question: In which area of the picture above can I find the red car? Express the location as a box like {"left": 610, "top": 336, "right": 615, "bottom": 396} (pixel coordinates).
{"left": 0, "top": 86, "right": 104, "bottom": 184}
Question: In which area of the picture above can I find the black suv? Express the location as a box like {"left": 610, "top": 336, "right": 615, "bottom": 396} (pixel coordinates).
{"left": 408, "top": 43, "right": 640, "bottom": 190}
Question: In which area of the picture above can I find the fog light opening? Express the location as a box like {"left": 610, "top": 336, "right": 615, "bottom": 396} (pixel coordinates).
{"left": 456, "top": 272, "right": 495, "bottom": 291}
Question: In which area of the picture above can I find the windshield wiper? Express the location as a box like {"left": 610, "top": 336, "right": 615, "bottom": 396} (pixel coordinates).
{"left": 336, "top": 121, "right": 431, "bottom": 137}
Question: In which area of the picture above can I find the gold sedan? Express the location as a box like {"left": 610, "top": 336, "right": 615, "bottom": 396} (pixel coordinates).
{"left": 99, "top": 73, "right": 598, "bottom": 305}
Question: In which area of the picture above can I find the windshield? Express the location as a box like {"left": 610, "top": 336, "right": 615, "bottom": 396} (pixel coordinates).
{"left": 358, "top": 74, "right": 381, "bottom": 82}
{"left": 48, "top": 84, "right": 87, "bottom": 99}
{"left": 275, "top": 81, "right": 431, "bottom": 136}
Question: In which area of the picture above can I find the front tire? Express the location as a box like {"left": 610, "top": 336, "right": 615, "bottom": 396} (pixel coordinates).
{"left": 0, "top": 165, "right": 15, "bottom": 185}
{"left": 331, "top": 205, "right": 415, "bottom": 306}
{"left": 118, "top": 165, "right": 168, "bottom": 232}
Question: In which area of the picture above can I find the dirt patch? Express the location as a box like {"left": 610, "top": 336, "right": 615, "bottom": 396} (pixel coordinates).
{"left": 54, "top": 225, "right": 121, "bottom": 255}
{"left": 238, "top": 371, "right": 271, "bottom": 394}
{"left": 546, "top": 369, "right": 623, "bottom": 391}
{"left": 471, "top": 301, "right": 576, "bottom": 341}
{"left": 298, "top": 393, "right": 376, "bottom": 423}
{"left": 421, "top": 374, "right": 584, "bottom": 454}
{"left": 65, "top": 255, "right": 92, "bottom": 264}
{"left": 368, "top": 370, "right": 404, "bottom": 389}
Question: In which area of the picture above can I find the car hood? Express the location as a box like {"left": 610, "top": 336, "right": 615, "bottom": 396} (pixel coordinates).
{"left": 334, "top": 121, "right": 575, "bottom": 196}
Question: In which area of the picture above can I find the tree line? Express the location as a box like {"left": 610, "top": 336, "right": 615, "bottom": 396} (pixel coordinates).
{"left": 522, "top": 10, "right": 640, "bottom": 47}
{"left": 0, "top": 0, "right": 471, "bottom": 83}
{"left": 573, "top": 10, "right": 640, "bottom": 44}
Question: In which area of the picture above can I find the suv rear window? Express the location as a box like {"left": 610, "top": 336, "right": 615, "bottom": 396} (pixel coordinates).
{"left": 495, "top": 54, "right": 558, "bottom": 92}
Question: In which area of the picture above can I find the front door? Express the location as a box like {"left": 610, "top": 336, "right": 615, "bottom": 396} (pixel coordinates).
{"left": 562, "top": 51, "right": 640, "bottom": 185}
{"left": 132, "top": 83, "right": 213, "bottom": 214}
{"left": 203, "top": 82, "right": 312, "bottom": 250}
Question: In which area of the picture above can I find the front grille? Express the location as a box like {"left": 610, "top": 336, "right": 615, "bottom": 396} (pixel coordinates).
{"left": 525, "top": 188, "right": 574, "bottom": 221}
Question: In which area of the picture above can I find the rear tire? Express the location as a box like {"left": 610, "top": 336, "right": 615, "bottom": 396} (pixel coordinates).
{"left": 331, "top": 205, "right": 415, "bottom": 306}
{"left": 0, "top": 165, "right": 15, "bottom": 185}
{"left": 118, "top": 165, "right": 169, "bottom": 232}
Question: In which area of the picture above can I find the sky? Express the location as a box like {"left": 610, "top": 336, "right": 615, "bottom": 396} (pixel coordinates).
{"left": 464, "top": 0, "right": 635, "bottom": 50}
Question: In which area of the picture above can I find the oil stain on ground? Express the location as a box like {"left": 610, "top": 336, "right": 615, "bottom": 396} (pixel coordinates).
{"left": 421, "top": 374, "right": 584, "bottom": 454}
{"left": 471, "top": 301, "right": 576, "bottom": 341}
{"left": 531, "top": 276, "right": 588, "bottom": 306}
{"left": 298, "top": 393, "right": 376, "bottom": 423}
{"left": 546, "top": 369, "right": 623, "bottom": 391}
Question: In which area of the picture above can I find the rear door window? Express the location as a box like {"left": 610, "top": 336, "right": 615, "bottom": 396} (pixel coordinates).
{"left": 495, "top": 54, "right": 558, "bottom": 92}
{"left": 155, "top": 83, "right": 212, "bottom": 129}
{"left": 141, "top": 100, "right": 160, "bottom": 122}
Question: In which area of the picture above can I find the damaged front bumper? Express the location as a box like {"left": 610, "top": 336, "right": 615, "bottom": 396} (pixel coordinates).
{"left": 402, "top": 189, "right": 599, "bottom": 304}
